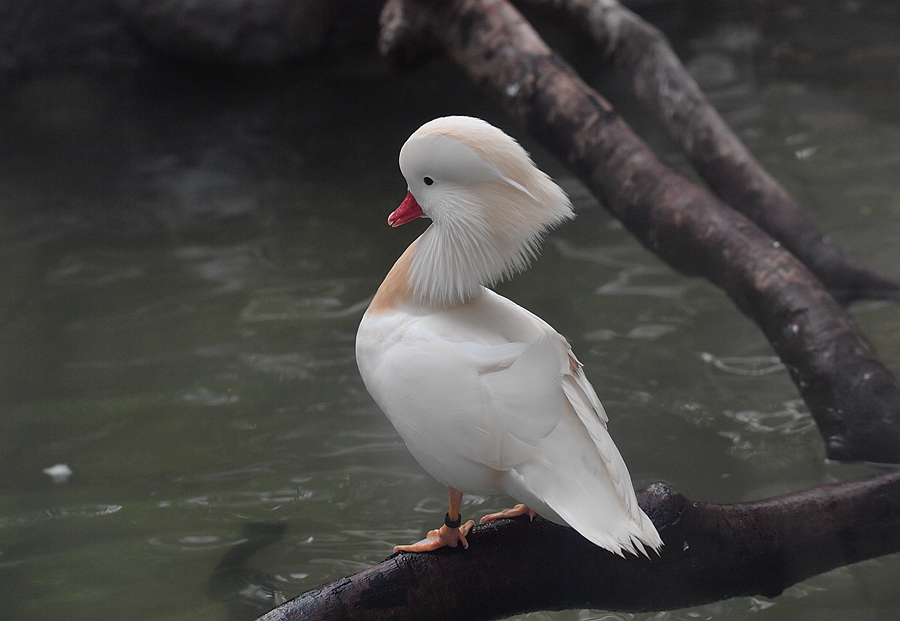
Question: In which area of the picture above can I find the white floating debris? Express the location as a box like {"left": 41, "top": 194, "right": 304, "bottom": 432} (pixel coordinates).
{"left": 43, "top": 463, "right": 72, "bottom": 484}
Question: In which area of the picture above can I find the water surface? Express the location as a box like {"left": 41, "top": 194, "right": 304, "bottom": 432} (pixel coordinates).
{"left": 1, "top": 2, "right": 899, "bottom": 620}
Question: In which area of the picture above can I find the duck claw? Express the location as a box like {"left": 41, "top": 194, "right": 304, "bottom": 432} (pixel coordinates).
{"left": 479, "top": 503, "right": 537, "bottom": 524}
{"left": 394, "top": 520, "right": 475, "bottom": 553}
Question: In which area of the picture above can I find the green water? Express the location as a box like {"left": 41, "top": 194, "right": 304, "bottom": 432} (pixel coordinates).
{"left": 1, "top": 3, "right": 899, "bottom": 620}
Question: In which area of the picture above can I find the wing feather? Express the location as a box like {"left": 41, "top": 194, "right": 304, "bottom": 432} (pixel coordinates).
{"left": 477, "top": 330, "right": 661, "bottom": 555}
{"left": 560, "top": 351, "right": 640, "bottom": 524}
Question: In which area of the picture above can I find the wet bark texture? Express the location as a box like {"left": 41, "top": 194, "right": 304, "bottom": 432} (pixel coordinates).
{"left": 522, "top": 0, "right": 900, "bottom": 302}
{"left": 377, "top": 0, "right": 900, "bottom": 465}
{"left": 257, "top": 468, "right": 900, "bottom": 621}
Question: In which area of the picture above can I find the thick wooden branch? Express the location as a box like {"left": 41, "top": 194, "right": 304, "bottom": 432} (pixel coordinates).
{"left": 378, "top": 0, "right": 900, "bottom": 465}
{"left": 519, "top": 0, "right": 900, "bottom": 302}
{"left": 256, "top": 468, "right": 900, "bottom": 620}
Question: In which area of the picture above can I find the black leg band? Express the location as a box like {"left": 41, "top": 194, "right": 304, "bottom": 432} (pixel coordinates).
{"left": 444, "top": 512, "right": 462, "bottom": 528}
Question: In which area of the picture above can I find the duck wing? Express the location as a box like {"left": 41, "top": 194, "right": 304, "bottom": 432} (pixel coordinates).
{"left": 477, "top": 329, "right": 662, "bottom": 556}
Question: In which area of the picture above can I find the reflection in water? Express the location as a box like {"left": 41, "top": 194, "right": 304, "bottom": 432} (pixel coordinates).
{"left": 207, "top": 522, "right": 288, "bottom": 621}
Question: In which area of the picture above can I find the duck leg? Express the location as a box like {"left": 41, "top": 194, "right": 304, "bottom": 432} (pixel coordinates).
{"left": 394, "top": 487, "right": 475, "bottom": 553}
{"left": 480, "top": 504, "right": 537, "bottom": 524}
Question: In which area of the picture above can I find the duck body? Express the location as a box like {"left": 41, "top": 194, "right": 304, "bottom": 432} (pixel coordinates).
{"left": 359, "top": 267, "right": 557, "bottom": 500}
{"left": 356, "top": 116, "right": 662, "bottom": 556}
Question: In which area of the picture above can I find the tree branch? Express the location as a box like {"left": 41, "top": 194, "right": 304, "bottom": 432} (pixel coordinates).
{"left": 256, "top": 468, "right": 900, "bottom": 620}
{"left": 518, "top": 0, "right": 900, "bottom": 302}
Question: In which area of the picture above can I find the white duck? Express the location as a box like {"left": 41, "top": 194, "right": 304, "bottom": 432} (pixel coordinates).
{"left": 355, "top": 116, "right": 662, "bottom": 557}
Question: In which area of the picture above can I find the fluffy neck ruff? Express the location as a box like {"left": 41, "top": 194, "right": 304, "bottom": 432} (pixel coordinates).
{"left": 408, "top": 182, "right": 572, "bottom": 308}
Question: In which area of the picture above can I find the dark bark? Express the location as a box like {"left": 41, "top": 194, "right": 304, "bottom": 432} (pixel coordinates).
{"left": 519, "top": 0, "right": 900, "bottom": 302}
{"left": 378, "top": 0, "right": 900, "bottom": 464}
{"left": 256, "top": 468, "right": 900, "bottom": 621}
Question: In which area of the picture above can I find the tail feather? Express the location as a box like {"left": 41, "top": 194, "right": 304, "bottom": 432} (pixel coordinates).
{"left": 504, "top": 425, "right": 664, "bottom": 558}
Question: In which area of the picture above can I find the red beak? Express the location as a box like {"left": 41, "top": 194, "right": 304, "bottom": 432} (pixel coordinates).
{"left": 388, "top": 191, "right": 425, "bottom": 227}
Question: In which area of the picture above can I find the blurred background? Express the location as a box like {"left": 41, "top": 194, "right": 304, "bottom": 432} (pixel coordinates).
{"left": 0, "top": 1, "right": 898, "bottom": 620}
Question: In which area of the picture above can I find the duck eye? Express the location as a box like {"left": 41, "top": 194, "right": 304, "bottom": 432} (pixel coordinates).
{"left": 423, "top": 176, "right": 434, "bottom": 186}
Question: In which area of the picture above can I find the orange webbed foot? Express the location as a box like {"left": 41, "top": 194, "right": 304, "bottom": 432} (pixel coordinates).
{"left": 394, "top": 520, "right": 475, "bottom": 553}
{"left": 479, "top": 503, "right": 537, "bottom": 524}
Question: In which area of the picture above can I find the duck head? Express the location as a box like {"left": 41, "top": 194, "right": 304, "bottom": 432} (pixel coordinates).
{"left": 391, "top": 116, "right": 574, "bottom": 308}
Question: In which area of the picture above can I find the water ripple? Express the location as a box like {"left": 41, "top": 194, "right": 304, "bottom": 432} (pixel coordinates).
{"left": 158, "top": 487, "right": 315, "bottom": 511}
{"left": 44, "top": 254, "right": 145, "bottom": 287}
{"left": 552, "top": 240, "right": 690, "bottom": 298}
{"left": 173, "top": 243, "right": 268, "bottom": 295}
{"left": 0, "top": 504, "right": 122, "bottom": 529}
{"left": 241, "top": 281, "right": 371, "bottom": 321}
{"left": 175, "top": 463, "right": 281, "bottom": 483}
{"left": 241, "top": 352, "right": 353, "bottom": 379}
{"left": 315, "top": 441, "right": 406, "bottom": 458}
{"left": 148, "top": 533, "right": 248, "bottom": 551}
{"left": 596, "top": 267, "right": 689, "bottom": 299}
{"left": 183, "top": 387, "right": 238, "bottom": 406}
{"left": 700, "top": 352, "right": 785, "bottom": 376}
{"left": 723, "top": 399, "right": 815, "bottom": 435}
